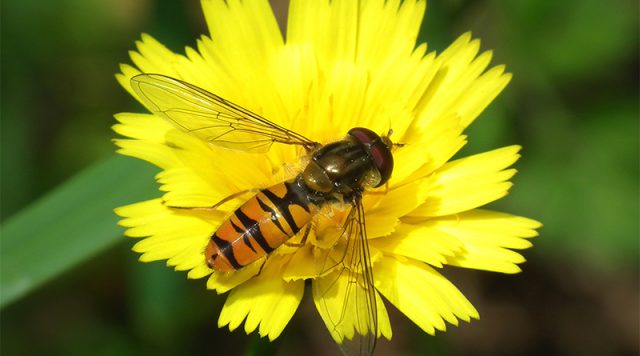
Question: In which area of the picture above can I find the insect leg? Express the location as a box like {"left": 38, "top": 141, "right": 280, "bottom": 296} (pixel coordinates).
{"left": 162, "top": 189, "right": 260, "bottom": 211}
{"left": 364, "top": 181, "right": 390, "bottom": 196}
{"left": 254, "top": 258, "right": 267, "bottom": 277}
{"left": 284, "top": 223, "right": 312, "bottom": 247}
{"left": 211, "top": 189, "right": 260, "bottom": 209}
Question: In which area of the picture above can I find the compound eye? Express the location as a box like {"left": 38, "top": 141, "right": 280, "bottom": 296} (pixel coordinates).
{"left": 348, "top": 127, "right": 394, "bottom": 187}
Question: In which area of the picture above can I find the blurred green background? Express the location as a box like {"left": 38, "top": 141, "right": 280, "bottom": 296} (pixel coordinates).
{"left": 1, "top": 0, "right": 637, "bottom": 355}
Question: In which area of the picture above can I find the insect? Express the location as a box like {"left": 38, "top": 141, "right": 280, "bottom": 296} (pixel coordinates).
{"left": 130, "top": 73, "right": 396, "bottom": 356}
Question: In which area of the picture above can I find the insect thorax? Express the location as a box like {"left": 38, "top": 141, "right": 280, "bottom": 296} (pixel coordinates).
{"left": 301, "top": 137, "right": 381, "bottom": 198}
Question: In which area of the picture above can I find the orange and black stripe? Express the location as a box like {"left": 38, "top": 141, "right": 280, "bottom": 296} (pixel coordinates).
{"left": 206, "top": 178, "right": 315, "bottom": 272}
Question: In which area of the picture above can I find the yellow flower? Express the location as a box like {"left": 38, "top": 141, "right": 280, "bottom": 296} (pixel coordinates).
{"left": 114, "top": 0, "right": 541, "bottom": 354}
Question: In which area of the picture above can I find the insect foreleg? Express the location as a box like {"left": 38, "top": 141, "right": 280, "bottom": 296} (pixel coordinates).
{"left": 364, "top": 182, "right": 390, "bottom": 196}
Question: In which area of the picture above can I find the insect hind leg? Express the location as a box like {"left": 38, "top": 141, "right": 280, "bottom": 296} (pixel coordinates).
{"left": 162, "top": 189, "right": 260, "bottom": 211}
{"left": 284, "top": 224, "right": 312, "bottom": 247}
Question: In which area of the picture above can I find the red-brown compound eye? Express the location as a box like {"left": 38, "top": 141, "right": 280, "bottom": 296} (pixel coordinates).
{"left": 348, "top": 127, "right": 394, "bottom": 187}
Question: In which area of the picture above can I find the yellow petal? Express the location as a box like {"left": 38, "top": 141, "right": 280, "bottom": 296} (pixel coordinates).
{"left": 455, "top": 66, "right": 511, "bottom": 128}
{"left": 113, "top": 138, "right": 174, "bottom": 170}
{"left": 202, "top": 0, "right": 283, "bottom": 65}
{"left": 198, "top": 0, "right": 289, "bottom": 129}
{"left": 370, "top": 222, "right": 462, "bottom": 268}
{"left": 312, "top": 268, "right": 391, "bottom": 345}
{"left": 218, "top": 259, "right": 304, "bottom": 341}
{"left": 365, "top": 177, "right": 431, "bottom": 238}
{"left": 188, "top": 265, "right": 212, "bottom": 279}
{"left": 374, "top": 256, "right": 478, "bottom": 335}
{"left": 434, "top": 209, "right": 541, "bottom": 273}
{"left": 112, "top": 113, "right": 172, "bottom": 142}
{"left": 285, "top": 0, "right": 433, "bottom": 143}
{"left": 206, "top": 260, "right": 263, "bottom": 294}
{"left": 116, "top": 199, "right": 223, "bottom": 274}
{"left": 158, "top": 130, "right": 275, "bottom": 207}
{"left": 411, "top": 145, "right": 521, "bottom": 217}
{"left": 281, "top": 243, "right": 320, "bottom": 281}
{"left": 393, "top": 113, "right": 466, "bottom": 184}
{"left": 115, "top": 64, "right": 142, "bottom": 99}
{"left": 322, "top": 61, "right": 372, "bottom": 136}
{"left": 356, "top": 0, "right": 426, "bottom": 66}
{"left": 112, "top": 113, "right": 177, "bottom": 169}
{"left": 157, "top": 168, "right": 222, "bottom": 208}
{"left": 129, "top": 34, "right": 184, "bottom": 78}
{"left": 413, "top": 32, "right": 511, "bottom": 131}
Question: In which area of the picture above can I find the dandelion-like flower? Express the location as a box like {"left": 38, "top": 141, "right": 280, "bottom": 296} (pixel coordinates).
{"left": 114, "top": 0, "right": 541, "bottom": 354}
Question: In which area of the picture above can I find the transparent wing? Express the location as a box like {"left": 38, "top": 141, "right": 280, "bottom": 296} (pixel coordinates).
{"left": 313, "top": 197, "right": 378, "bottom": 356}
{"left": 130, "top": 74, "right": 319, "bottom": 153}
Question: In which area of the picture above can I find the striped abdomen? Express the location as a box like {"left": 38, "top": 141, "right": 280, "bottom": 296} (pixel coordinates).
{"left": 206, "top": 178, "right": 314, "bottom": 272}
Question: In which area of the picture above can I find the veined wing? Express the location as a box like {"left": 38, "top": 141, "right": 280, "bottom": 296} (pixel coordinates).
{"left": 313, "top": 198, "right": 379, "bottom": 356}
{"left": 130, "top": 74, "right": 319, "bottom": 153}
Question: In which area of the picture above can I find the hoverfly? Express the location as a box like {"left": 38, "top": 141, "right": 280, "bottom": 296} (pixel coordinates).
{"left": 130, "top": 74, "right": 396, "bottom": 356}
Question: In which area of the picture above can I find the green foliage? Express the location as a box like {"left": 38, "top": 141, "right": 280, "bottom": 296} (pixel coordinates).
{"left": 1, "top": 156, "right": 158, "bottom": 307}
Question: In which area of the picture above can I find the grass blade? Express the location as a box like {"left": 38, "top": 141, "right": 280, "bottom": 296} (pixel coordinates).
{"left": 1, "top": 155, "right": 159, "bottom": 308}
